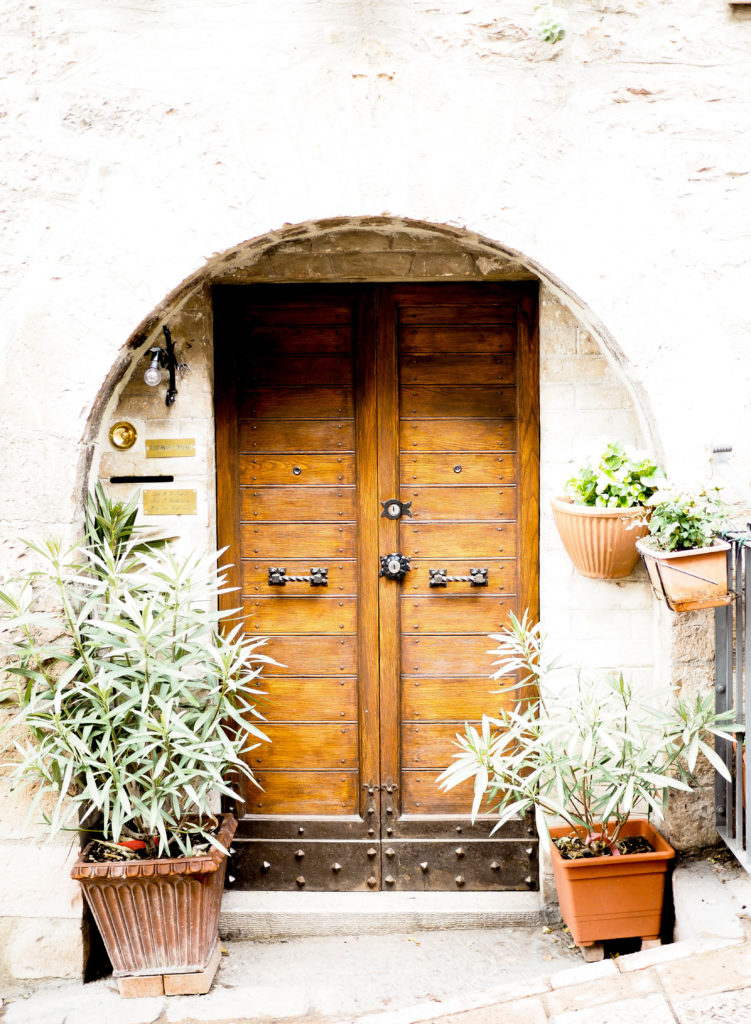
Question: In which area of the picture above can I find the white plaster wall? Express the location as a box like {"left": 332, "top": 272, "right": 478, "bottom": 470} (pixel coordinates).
{"left": 2, "top": 0, "right": 749, "bottom": 982}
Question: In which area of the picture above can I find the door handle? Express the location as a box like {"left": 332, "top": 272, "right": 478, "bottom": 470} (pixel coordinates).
{"left": 268, "top": 566, "right": 328, "bottom": 587}
{"left": 429, "top": 568, "right": 488, "bottom": 587}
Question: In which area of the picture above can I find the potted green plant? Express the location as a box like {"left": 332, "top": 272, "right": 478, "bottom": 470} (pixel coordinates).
{"left": 635, "top": 486, "right": 731, "bottom": 611}
{"left": 0, "top": 487, "right": 274, "bottom": 995}
{"left": 438, "top": 612, "right": 736, "bottom": 959}
{"left": 552, "top": 442, "right": 663, "bottom": 579}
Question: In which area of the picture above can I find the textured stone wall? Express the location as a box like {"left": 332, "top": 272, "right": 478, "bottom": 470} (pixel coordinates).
{"left": 3, "top": 0, "right": 749, "bottom": 981}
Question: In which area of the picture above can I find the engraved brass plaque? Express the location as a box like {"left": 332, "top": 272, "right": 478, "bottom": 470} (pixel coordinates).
{"left": 143, "top": 489, "right": 197, "bottom": 516}
{"left": 145, "top": 438, "right": 196, "bottom": 459}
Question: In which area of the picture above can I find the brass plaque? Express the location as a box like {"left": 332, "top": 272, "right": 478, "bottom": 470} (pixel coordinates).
{"left": 143, "top": 489, "right": 197, "bottom": 516}
{"left": 145, "top": 438, "right": 196, "bottom": 459}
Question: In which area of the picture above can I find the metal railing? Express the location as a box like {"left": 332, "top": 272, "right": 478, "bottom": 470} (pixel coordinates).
{"left": 715, "top": 530, "right": 751, "bottom": 870}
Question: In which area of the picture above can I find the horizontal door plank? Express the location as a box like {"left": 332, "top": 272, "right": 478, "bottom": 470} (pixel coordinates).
{"left": 399, "top": 325, "right": 516, "bottom": 354}
{"left": 246, "top": 355, "right": 353, "bottom": 388}
{"left": 401, "top": 596, "right": 514, "bottom": 635}
{"left": 239, "top": 388, "right": 353, "bottom": 420}
{"left": 241, "top": 303, "right": 354, "bottom": 326}
{"left": 246, "top": 326, "right": 352, "bottom": 354}
{"left": 243, "top": 560, "right": 358, "bottom": 595}
{"left": 400, "top": 386, "right": 516, "bottom": 419}
{"left": 241, "top": 523, "right": 357, "bottom": 558}
{"left": 258, "top": 636, "right": 357, "bottom": 675}
{"left": 244, "top": 771, "right": 358, "bottom": 816}
{"left": 241, "top": 487, "right": 356, "bottom": 522}
{"left": 402, "top": 722, "right": 480, "bottom": 769}
{"left": 401, "top": 522, "right": 516, "bottom": 559}
{"left": 398, "top": 303, "right": 518, "bottom": 325}
{"left": 240, "top": 455, "right": 356, "bottom": 486}
{"left": 401, "top": 770, "right": 491, "bottom": 815}
{"left": 402, "top": 635, "right": 516, "bottom": 676}
{"left": 400, "top": 354, "right": 515, "bottom": 386}
{"left": 401, "top": 677, "right": 514, "bottom": 721}
{"left": 401, "top": 454, "right": 512, "bottom": 486}
{"left": 244, "top": 597, "right": 357, "bottom": 635}
{"left": 403, "top": 559, "right": 517, "bottom": 596}
{"left": 239, "top": 420, "right": 355, "bottom": 453}
{"left": 259, "top": 677, "right": 357, "bottom": 722}
{"left": 402, "top": 486, "right": 515, "bottom": 521}
{"left": 247, "top": 723, "right": 358, "bottom": 770}
{"left": 401, "top": 419, "right": 516, "bottom": 453}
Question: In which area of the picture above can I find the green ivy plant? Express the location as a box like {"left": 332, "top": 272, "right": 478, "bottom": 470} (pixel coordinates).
{"left": 643, "top": 486, "right": 728, "bottom": 552}
{"left": 566, "top": 442, "right": 664, "bottom": 509}
{"left": 438, "top": 612, "right": 736, "bottom": 847}
{"left": 0, "top": 487, "right": 275, "bottom": 856}
{"left": 533, "top": 4, "right": 568, "bottom": 44}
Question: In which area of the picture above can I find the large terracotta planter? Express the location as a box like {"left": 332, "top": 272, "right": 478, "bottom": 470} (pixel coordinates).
{"left": 549, "top": 819, "right": 674, "bottom": 948}
{"left": 636, "top": 538, "right": 731, "bottom": 612}
{"left": 71, "top": 814, "right": 236, "bottom": 978}
{"left": 551, "top": 497, "right": 649, "bottom": 579}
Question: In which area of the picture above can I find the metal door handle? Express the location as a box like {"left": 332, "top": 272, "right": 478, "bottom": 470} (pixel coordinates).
{"left": 268, "top": 566, "right": 328, "bottom": 587}
{"left": 429, "top": 568, "right": 488, "bottom": 587}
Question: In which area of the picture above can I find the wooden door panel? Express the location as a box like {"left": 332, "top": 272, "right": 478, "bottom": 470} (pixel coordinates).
{"left": 246, "top": 772, "right": 358, "bottom": 815}
{"left": 261, "top": 677, "right": 357, "bottom": 721}
{"left": 250, "top": 724, "right": 358, "bottom": 770}
{"left": 401, "top": 420, "right": 515, "bottom": 453}
{"left": 400, "top": 386, "right": 516, "bottom": 419}
{"left": 240, "top": 388, "right": 353, "bottom": 419}
{"left": 244, "top": 597, "right": 357, "bottom": 634}
{"left": 402, "top": 722, "right": 480, "bottom": 768}
{"left": 241, "top": 524, "right": 357, "bottom": 558}
{"left": 247, "top": 355, "right": 353, "bottom": 388}
{"left": 398, "top": 302, "right": 518, "bottom": 325}
{"left": 403, "top": 486, "right": 515, "bottom": 521}
{"left": 243, "top": 560, "right": 358, "bottom": 595}
{"left": 242, "top": 487, "right": 356, "bottom": 521}
{"left": 263, "top": 636, "right": 358, "bottom": 675}
{"left": 240, "top": 421, "right": 355, "bottom": 453}
{"left": 246, "top": 326, "right": 352, "bottom": 353}
{"left": 402, "top": 523, "right": 516, "bottom": 559}
{"left": 399, "top": 326, "right": 516, "bottom": 354}
{"left": 404, "top": 559, "right": 517, "bottom": 596}
{"left": 401, "top": 455, "right": 512, "bottom": 486}
{"left": 402, "top": 635, "right": 512, "bottom": 676}
{"left": 240, "top": 455, "right": 356, "bottom": 486}
{"left": 401, "top": 677, "right": 512, "bottom": 721}
{"left": 401, "top": 596, "right": 514, "bottom": 634}
{"left": 241, "top": 303, "right": 353, "bottom": 326}
{"left": 401, "top": 771, "right": 490, "bottom": 815}
{"left": 399, "top": 354, "right": 514, "bottom": 386}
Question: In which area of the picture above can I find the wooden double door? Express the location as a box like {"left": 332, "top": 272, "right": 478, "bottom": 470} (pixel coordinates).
{"left": 214, "top": 282, "right": 539, "bottom": 892}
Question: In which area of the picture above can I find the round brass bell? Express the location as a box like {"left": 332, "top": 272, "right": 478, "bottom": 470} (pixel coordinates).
{"left": 109, "top": 421, "right": 137, "bottom": 450}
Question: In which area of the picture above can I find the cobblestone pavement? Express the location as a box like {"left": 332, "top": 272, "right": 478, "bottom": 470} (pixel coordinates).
{"left": 2, "top": 931, "right": 751, "bottom": 1024}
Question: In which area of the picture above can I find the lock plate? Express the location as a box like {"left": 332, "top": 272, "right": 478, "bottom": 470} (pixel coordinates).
{"left": 381, "top": 498, "right": 413, "bottom": 521}
{"left": 380, "top": 553, "right": 411, "bottom": 581}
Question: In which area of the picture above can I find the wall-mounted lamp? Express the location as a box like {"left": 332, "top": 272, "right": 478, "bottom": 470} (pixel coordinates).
{"left": 143, "top": 326, "right": 187, "bottom": 406}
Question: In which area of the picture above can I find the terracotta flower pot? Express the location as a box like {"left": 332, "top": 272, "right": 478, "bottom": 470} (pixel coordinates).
{"left": 548, "top": 819, "right": 674, "bottom": 949}
{"left": 71, "top": 814, "right": 236, "bottom": 978}
{"left": 551, "top": 497, "right": 649, "bottom": 579}
{"left": 636, "top": 538, "right": 731, "bottom": 612}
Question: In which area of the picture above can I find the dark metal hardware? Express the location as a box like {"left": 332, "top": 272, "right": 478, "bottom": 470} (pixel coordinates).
{"left": 429, "top": 567, "right": 488, "bottom": 587}
{"left": 110, "top": 475, "right": 175, "bottom": 484}
{"left": 146, "top": 326, "right": 187, "bottom": 407}
{"left": 380, "top": 554, "right": 411, "bottom": 581}
{"left": 381, "top": 498, "right": 413, "bottom": 520}
{"left": 268, "top": 566, "right": 328, "bottom": 587}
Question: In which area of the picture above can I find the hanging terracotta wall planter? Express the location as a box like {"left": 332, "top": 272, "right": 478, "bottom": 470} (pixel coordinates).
{"left": 548, "top": 819, "right": 674, "bottom": 950}
{"left": 551, "top": 497, "right": 649, "bottom": 579}
{"left": 635, "top": 538, "right": 731, "bottom": 612}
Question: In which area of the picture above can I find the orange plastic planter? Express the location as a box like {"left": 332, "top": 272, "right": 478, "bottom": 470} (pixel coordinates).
{"left": 549, "top": 819, "right": 675, "bottom": 948}
{"left": 551, "top": 497, "right": 649, "bottom": 579}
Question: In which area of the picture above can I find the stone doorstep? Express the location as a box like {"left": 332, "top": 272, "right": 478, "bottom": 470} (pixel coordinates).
{"left": 219, "top": 889, "right": 547, "bottom": 939}
{"left": 117, "top": 941, "right": 221, "bottom": 999}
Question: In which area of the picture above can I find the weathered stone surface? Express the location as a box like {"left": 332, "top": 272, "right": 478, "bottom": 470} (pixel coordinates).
{"left": 5, "top": 917, "right": 84, "bottom": 980}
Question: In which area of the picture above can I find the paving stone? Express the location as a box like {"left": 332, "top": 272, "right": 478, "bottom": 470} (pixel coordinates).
{"left": 550, "top": 992, "right": 675, "bottom": 1024}
{"left": 544, "top": 970, "right": 658, "bottom": 1016}
{"left": 617, "top": 937, "right": 740, "bottom": 973}
{"left": 427, "top": 996, "right": 548, "bottom": 1024}
{"left": 549, "top": 958, "right": 618, "bottom": 988}
{"left": 671, "top": 986, "right": 751, "bottom": 1023}
{"left": 658, "top": 945, "right": 751, "bottom": 1002}
{"left": 163, "top": 984, "right": 308, "bottom": 1022}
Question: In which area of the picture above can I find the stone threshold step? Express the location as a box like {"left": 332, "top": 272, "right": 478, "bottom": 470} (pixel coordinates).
{"left": 220, "top": 890, "right": 544, "bottom": 939}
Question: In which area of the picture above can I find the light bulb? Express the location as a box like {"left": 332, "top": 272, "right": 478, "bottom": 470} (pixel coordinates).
{"left": 144, "top": 351, "right": 161, "bottom": 386}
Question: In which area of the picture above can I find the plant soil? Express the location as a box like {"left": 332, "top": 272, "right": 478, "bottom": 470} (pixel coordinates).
{"left": 84, "top": 837, "right": 212, "bottom": 863}
{"left": 554, "top": 834, "right": 655, "bottom": 860}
